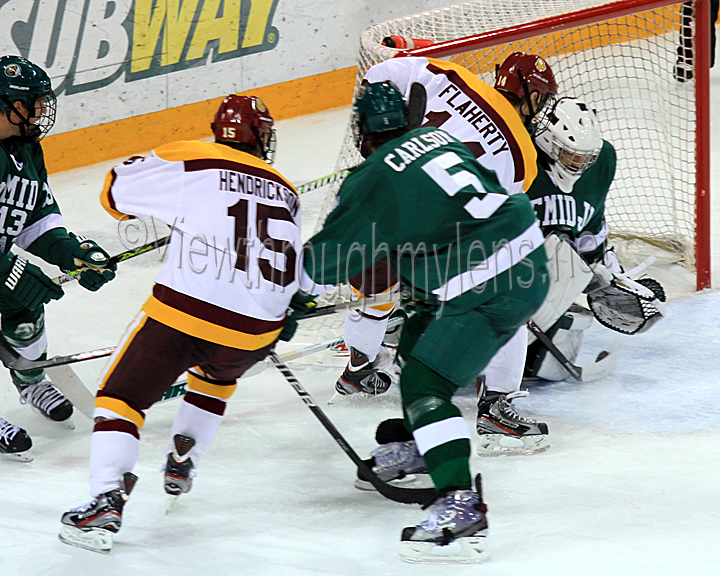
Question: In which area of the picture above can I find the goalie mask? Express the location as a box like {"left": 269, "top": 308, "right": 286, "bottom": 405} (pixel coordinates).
{"left": 494, "top": 52, "right": 558, "bottom": 130}
{"left": 534, "top": 97, "right": 603, "bottom": 193}
{"left": 0, "top": 55, "right": 56, "bottom": 142}
{"left": 212, "top": 95, "right": 276, "bottom": 163}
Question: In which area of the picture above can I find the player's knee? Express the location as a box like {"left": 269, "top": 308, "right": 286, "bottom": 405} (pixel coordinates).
{"left": 1, "top": 305, "right": 46, "bottom": 348}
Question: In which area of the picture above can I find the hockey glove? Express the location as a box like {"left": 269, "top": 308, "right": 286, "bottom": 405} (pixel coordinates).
{"left": 279, "top": 292, "right": 317, "bottom": 342}
{"left": 0, "top": 253, "right": 64, "bottom": 309}
{"left": 65, "top": 233, "right": 117, "bottom": 292}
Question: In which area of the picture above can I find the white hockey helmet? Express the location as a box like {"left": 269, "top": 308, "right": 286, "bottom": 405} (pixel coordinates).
{"left": 534, "top": 97, "right": 603, "bottom": 193}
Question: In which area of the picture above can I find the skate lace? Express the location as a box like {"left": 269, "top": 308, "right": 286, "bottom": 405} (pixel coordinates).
{"left": 19, "top": 380, "right": 67, "bottom": 414}
{"left": 0, "top": 418, "right": 21, "bottom": 443}
{"left": 421, "top": 490, "right": 479, "bottom": 533}
{"left": 499, "top": 391, "right": 538, "bottom": 424}
{"left": 69, "top": 497, "right": 101, "bottom": 513}
{"left": 370, "top": 441, "right": 424, "bottom": 473}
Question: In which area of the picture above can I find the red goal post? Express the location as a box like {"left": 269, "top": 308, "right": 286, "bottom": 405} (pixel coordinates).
{"left": 328, "top": 0, "right": 711, "bottom": 290}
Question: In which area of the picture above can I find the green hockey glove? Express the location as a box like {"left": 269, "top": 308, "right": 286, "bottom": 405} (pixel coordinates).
{"left": 66, "top": 233, "right": 117, "bottom": 292}
{"left": 279, "top": 292, "right": 317, "bottom": 342}
{"left": 0, "top": 253, "right": 64, "bottom": 309}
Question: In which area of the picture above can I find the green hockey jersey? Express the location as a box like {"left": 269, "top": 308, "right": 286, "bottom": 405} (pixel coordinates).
{"left": 304, "top": 127, "right": 547, "bottom": 314}
{"left": 526, "top": 140, "right": 616, "bottom": 263}
{"left": 0, "top": 138, "right": 64, "bottom": 257}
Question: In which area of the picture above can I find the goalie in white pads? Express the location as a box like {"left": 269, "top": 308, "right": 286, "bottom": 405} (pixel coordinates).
{"left": 478, "top": 97, "right": 665, "bottom": 455}
{"left": 523, "top": 96, "right": 666, "bottom": 382}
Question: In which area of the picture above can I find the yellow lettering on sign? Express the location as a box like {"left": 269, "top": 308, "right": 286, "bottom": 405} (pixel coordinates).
{"left": 163, "top": 0, "right": 201, "bottom": 66}
{"left": 132, "top": 0, "right": 167, "bottom": 72}
{"left": 242, "top": 0, "right": 274, "bottom": 48}
{"left": 186, "top": 0, "right": 242, "bottom": 61}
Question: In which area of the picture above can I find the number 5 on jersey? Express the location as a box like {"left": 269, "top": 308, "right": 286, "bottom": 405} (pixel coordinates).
{"left": 422, "top": 151, "right": 507, "bottom": 219}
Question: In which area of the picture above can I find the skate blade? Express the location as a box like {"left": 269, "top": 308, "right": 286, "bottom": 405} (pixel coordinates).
{"left": 0, "top": 450, "right": 33, "bottom": 462}
{"left": 59, "top": 417, "right": 75, "bottom": 430}
{"left": 399, "top": 534, "right": 490, "bottom": 564}
{"left": 476, "top": 434, "right": 550, "bottom": 457}
{"left": 165, "top": 494, "right": 180, "bottom": 514}
{"left": 58, "top": 525, "right": 113, "bottom": 553}
{"left": 354, "top": 473, "right": 434, "bottom": 492}
{"left": 327, "top": 392, "right": 342, "bottom": 405}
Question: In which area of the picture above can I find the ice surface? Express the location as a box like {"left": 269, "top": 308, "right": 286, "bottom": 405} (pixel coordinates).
{"left": 1, "top": 69, "right": 720, "bottom": 576}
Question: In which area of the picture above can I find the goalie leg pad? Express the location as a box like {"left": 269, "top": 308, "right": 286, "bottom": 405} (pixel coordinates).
{"left": 525, "top": 307, "right": 591, "bottom": 381}
{"left": 529, "top": 234, "right": 594, "bottom": 343}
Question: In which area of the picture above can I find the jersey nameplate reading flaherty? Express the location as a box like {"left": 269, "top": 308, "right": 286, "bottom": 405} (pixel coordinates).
{"left": 364, "top": 57, "right": 537, "bottom": 196}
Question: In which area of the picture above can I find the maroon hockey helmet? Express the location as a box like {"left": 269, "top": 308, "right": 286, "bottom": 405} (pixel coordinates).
{"left": 212, "top": 95, "right": 276, "bottom": 162}
{"left": 494, "top": 52, "right": 558, "bottom": 125}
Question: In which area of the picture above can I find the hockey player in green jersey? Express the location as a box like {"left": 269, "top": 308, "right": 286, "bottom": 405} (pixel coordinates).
{"left": 0, "top": 55, "right": 117, "bottom": 461}
{"left": 300, "top": 82, "right": 549, "bottom": 563}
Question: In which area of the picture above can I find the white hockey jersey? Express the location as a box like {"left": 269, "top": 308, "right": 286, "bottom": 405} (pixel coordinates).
{"left": 364, "top": 57, "right": 537, "bottom": 195}
{"left": 101, "top": 140, "right": 302, "bottom": 350}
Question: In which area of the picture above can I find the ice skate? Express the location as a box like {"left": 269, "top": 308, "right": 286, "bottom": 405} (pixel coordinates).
{"left": 476, "top": 386, "right": 549, "bottom": 456}
{"left": 355, "top": 440, "right": 432, "bottom": 491}
{"left": 164, "top": 434, "right": 195, "bottom": 513}
{"left": 59, "top": 472, "right": 138, "bottom": 553}
{"left": 13, "top": 373, "right": 74, "bottom": 429}
{"left": 334, "top": 347, "right": 392, "bottom": 396}
{"left": 399, "top": 474, "right": 490, "bottom": 564}
{"left": 0, "top": 418, "right": 32, "bottom": 462}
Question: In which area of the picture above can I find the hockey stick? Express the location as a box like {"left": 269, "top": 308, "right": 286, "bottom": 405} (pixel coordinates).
{"left": 52, "top": 235, "right": 171, "bottom": 286}
{"left": 0, "top": 333, "right": 97, "bottom": 419}
{"left": 302, "top": 292, "right": 402, "bottom": 320}
{"left": 0, "top": 292, "right": 403, "bottom": 372}
{"left": 268, "top": 351, "right": 436, "bottom": 505}
{"left": 526, "top": 319, "right": 616, "bottom": 382}
{"left": 156, "top": 334, "right": 348, "bottom": 403}
{"left": 295, "top": 170, "right": 350, "bottom": 195}
{"left": 45, "top": 365, "right": 95, "bottom": 419}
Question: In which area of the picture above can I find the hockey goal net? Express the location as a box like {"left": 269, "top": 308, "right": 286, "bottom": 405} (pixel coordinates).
{"left": 292, "top": 0, "right": 711, "bottom": 358}
{"left": 316, "top": 0, "right": 711, "bottom": 292}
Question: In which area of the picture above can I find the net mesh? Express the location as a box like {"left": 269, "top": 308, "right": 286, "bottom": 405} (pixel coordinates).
{"left": 320, "top": 0, "right": 699, "bottom": 268}
{"left": 300, "top": 0, "right": 701, "bottom": 351}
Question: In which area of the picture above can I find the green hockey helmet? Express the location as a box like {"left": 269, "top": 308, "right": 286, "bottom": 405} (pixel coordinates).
{"left": 0, "top": 55, "right": 57, "bottom": 141}
{"left": 354, "top": 81, "right": 408, "bottom": 135}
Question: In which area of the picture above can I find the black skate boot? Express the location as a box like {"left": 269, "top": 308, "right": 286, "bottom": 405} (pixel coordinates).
{"left": 475, "top": 377, "right": 549, "bottom": 456}
{"left": 0, "top": 417, "right": 32, "bottom": 462}
{"left": 59, "top": 472, "right": 138, "bottom": 553}
{"left": 399, "top": 474, "right": 490, "bottom": 563}
{"left": 12, "top": 371, "right": 74, "bottom": 426}
{"left": 164, "top": 434, "right": 196, "bottom": 497}
{"left": 335, "top": 347, "right": 392, "bottom": 396}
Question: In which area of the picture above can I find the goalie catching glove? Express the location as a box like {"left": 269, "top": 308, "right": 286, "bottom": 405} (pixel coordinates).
{"left": 586, "top": 267, "right": 666, "bottom": 335}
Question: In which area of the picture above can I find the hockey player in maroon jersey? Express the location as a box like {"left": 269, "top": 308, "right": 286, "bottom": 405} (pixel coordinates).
{"left": 333, "top": 52, "right": 558, "bottom": 451}
{"left": 59, "top": 95, "right": 307, "bottom": 553}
